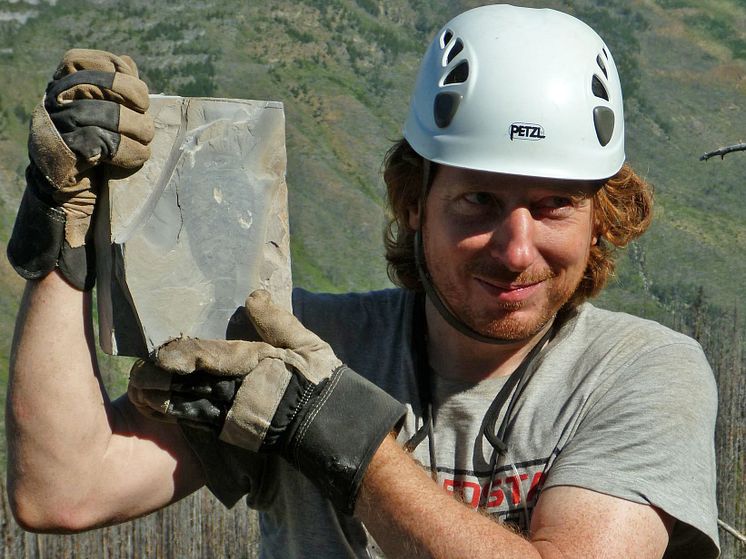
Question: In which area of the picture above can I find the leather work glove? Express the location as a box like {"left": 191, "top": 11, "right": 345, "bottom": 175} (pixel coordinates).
{"left": 128, "top": 290, "right": 406, "bottom": 514}
{"left": 7, "top": 48, "right": 153, "bottom": 290}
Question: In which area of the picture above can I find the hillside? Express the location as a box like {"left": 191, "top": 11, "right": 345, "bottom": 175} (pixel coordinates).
{"left": 0, "top": 0, "right": 744, "bottom": 552}
{"left": 0, "top": 0, "right": 744, "bottom": 321}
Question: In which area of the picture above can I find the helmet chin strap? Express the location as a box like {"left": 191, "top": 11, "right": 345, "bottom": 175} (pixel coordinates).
{"left": 414, "top": 228, "right": 523, "bottom": 345}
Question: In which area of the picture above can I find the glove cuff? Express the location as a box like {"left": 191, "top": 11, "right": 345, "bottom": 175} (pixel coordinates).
{"left": 279, "top": 365, "right": 406, "bottom": 515}
{"left": 7, "top": 164, "right": 95, "bottom": 290}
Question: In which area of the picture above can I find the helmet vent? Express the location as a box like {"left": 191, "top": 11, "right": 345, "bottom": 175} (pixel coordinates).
{"left": 593, "top": 106, "right": 614, "bottom": 146}
{"left": 434, "top": 92, "right": 461, "bottom": 128}
{"left": 446, "top": 39, "right": 464, "bottom": 64}
{"left": 596, "top": 55, "right": 608, "bottom": 78}
{"left": 444, "top": 61, "right": 469, "bottom": 84}
{"left": 592, "top": 75, "right": 609, "bottom": 101}
{"left": 442, "top": 29, "right": 453, "bottom": 48}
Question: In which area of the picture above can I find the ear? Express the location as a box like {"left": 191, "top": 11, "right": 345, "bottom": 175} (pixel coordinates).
{"left": 408, "top": 204, "right": 422, "bottom": 231}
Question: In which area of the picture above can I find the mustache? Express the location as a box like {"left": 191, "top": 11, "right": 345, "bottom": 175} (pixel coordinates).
{"left": 465, "top": 260, "right": 556, "bottom": 285}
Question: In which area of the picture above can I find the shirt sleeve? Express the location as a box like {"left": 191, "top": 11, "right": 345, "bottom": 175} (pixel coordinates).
{"left": 543, "top": 340, "right": 720, "bottom": 559}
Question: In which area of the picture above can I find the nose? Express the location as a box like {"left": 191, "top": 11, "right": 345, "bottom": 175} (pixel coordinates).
{"left": 489, "top": 207, "right": 538, "bottom": 272}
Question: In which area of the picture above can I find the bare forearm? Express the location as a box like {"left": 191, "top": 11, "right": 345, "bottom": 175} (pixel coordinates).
{"left": 356, "top": 436, "right": 542, "bottom": 559}
{"left": 7, "top": 272, "right": 207, "bottom": 532}
{"left": 6, "top": 273, "right": 116, "bottom": 524}
{"left": 356, "top": 437, "right": 673, "bottom": 559}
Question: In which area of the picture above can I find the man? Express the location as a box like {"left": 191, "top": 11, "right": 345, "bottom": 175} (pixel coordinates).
{"left": 6, "top": 5, "right": 719, "bottom": 558}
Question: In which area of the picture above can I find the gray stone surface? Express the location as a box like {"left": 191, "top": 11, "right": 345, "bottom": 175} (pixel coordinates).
{"left": 95, "top": 95, "right": 291, "bottom": 357}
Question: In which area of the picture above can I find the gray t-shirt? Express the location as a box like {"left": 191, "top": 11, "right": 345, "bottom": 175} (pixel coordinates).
{"left": 187, "top": 288, "right": 719, "bottom": 559}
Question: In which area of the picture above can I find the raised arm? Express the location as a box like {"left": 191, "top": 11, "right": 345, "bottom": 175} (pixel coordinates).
{"left": 7, "top": 273, "right": 205, "bottom": 532}
{"left": 5, "top": 49, "right": 205, "bottom": 533}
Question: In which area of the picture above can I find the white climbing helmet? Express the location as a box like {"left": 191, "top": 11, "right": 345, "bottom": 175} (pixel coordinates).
{"left": 403, "top": 5, "right": 625, "bottom": 181}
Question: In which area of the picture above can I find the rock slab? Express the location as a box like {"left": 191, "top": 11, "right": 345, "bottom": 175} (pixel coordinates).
{"left": 95, "top": 95, "right": 291, "bottom": 357}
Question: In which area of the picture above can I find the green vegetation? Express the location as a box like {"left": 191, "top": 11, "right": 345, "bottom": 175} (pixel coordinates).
{"left": 685, "top": 13, "right": 746, "bottom": 60}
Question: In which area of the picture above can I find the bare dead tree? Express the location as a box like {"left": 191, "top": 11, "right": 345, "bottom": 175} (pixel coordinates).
{"left": 700, "top": 143, "right": 746, "bottom": 161}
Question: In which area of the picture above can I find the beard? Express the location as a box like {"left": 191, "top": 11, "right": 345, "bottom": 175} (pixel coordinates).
{"left": 430, "top": 257, "right": 581, "bottom": 341}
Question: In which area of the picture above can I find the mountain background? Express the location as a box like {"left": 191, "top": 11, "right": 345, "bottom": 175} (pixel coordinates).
{"left": 0, "top": 0, "right": 743, "bottom": 556}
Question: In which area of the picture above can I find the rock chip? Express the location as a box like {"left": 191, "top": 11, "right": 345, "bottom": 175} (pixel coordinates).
{"left": 95, "top": 95, "right": 291, "bottom": 357}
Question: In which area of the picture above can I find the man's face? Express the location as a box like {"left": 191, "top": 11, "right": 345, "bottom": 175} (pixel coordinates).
{"left": 410, "top": 165, "right": 598, "bottom": 341}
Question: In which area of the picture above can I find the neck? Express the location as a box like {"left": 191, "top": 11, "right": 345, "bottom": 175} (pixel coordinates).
{"left": 424, "top": 299, "right": 553, "bottom": 383}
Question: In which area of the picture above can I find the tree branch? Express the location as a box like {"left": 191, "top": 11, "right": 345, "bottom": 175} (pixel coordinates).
{"left": 718, "top": 518, "right": 746, "bottom": 544}
{"left": 700, "top": 143, "right": 746, "bottom": 161}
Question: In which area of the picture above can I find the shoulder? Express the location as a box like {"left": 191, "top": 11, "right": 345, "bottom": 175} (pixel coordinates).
{"left": 568, "top": 303, "right": 699, "bottom": 349}
{"left": 555, "top": 303, "right": 715, "bottom": 394}
{"left": 292, "top": 287, "right": 414, "bottom": 332}
{"left": 291, "top": 287, "right": 418, "bottom": 368}
{"left": 550, "top": 305, "right": 717, "bottom": 421}
{"left": 292, "top": 287, "right": 413, "bottom": 313}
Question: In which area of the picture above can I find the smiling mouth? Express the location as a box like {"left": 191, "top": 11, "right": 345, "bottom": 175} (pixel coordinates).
{"left": 480, "top": 278, "right": 543, "bottom": 291}
{"left": 473, "top": 272, "right": 554, "bottom": 303}
{"left": 475, "top": 276, "right": 543, "bottom": 292}
{"left": 474, "top": 268, "right": 554, "bottom": 288}
{"left": 466, "top": 259, "right": 555, "bottom": 284}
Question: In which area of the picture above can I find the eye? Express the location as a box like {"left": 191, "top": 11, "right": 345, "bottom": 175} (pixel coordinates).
{"left": 533, "top": 196, "right": 576, "bottom": 217}
{"left": 544, "top": 196, "right": 573, "bottom": 208}
{"left": 462, "top": 192, "right": 495, "bottom": 206}
{"left": 451, "top": 191, "right": 500, "bottom": 218}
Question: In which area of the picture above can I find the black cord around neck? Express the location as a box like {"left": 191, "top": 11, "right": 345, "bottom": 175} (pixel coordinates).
{"left": 482, "top": 322, "right": 556, "bottom": 455}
